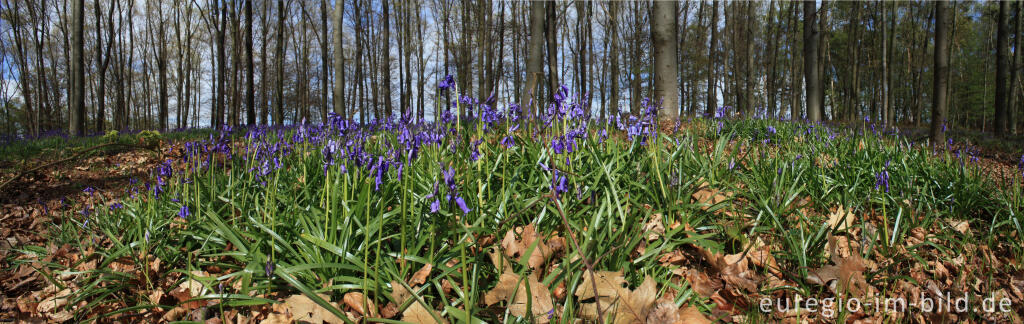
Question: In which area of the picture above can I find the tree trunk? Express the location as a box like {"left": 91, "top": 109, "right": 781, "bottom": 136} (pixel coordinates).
{"left": 930, "top": 1, "right": 949, "bottom": 147}
{"left": 652, "top": 0, "right": 678, "bottom": 120}
{"left": 803, "top": 0, "right": 821, "bottom": 122}
{"left": 707, "top": 0, "right": 718, "bottom": 117}
{"left": 1011, "top": 1, "right": 1022, "bottom": 135}
{"left": 995, "top": 0, "right": 1009, "bottom": 136}
{"left": 523, "top": 1, "right": 545, "bottom": 119}
{"left": 789, "top": 2, "right": 800, "bottom": 120}
{"left": 275, "top": 0, "right": 285, "bottom": 125}
{"left": 766, "top": 1, "right": 778, "bottom": 119}
{"left": 745, "top": 1, "right": 755, "bottom": 118}
{"left": 333, "top": 0, "right": 345, "bottom": 118}
{"left": 70, "top": 0, "right": 85, "bottom": 135}
{"left": 546, "top": 1, "right": 558, "bottom": 103}
{"left": 245, "top": 0, "right": 255, "bottom": 125}
{"left": 608, "top": 2, "right": 620, "bottom": 119}
{"left": 382, "top": 0, "right": 392, "bottom": 119}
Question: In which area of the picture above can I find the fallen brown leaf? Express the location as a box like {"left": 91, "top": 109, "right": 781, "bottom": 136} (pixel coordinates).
{"left": 282, "top": 293, "right": 348, "bottom": 324}
{"left": 676, "top": 305, "right": 712, "bottom": 324}
{"left": 484, "top": 273, "right": 554, "bottom": 323}
{"left": 410, "top": 263, "right": 433, "bottom": 286}
{"left": 342, "top": 292, "right": 378, "bottom": 317}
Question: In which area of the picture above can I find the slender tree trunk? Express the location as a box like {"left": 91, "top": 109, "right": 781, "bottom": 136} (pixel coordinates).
{"left": 765, "top": 1, "right": 778, "bottom": 119}
{"left": 608, "top": 2, "right": 619, "bottom": 119}
{"left": 707, "top": 0, "right": 718, "bottom": 117}
{"left": 416, "top": 2, "right": 425, "bottom": 120}
{"left": 275, "top": 0, "right": 285, "bottom": 125}
{"left": 745, "top": 1, "right": 755, "bottom": 117}
{"left": 546, "top": 1, "right": 558, "bottom": 103}
{"left": 931, "top": 1, "right": 949, "bottom": 147}
{"left": 1011, "top": 1, "right": 1022, "bottom": 135}
{"left": 333, "top": 0, "right": 345, "bottom": 118}
{"left": 382, "top": 0, "right": 392, "bottom": 119}
{"left": 258, "top": 0, "right": 269, "bottom": 124}
{"left": 803, "top": 0, "right": 821, "bottom": 122}
{"left": 217, "top": 0, "right": 227, "bottom": 127}
{"left": 652, "top": 0, "right": 678, "bottom": 120}
{"left": 995, "top": 0, "right": 1010, "bottom": 136}
{"left": 523, "top": 1, "right": 545, "bottom": 119}
{"left": 789, "top": 2, "right": 801, "bottom": 120}
{"left": 70, "top": 0, "right": 85, "bottom": 135}
{"left": 245, "top": 0, "right": 255, "bottom": 125}
{"left": 94, "top": 1, "right": 114, "bottom": 132}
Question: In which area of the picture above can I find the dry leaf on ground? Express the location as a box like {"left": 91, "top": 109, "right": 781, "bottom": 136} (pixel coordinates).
{"left": 390, "top": 281, "right": 448, "bottom": 324}
{"left": 695, "top": 245, "right": 759, "bottom": 293}
{"left": 500, "top": 224, "right": 562, "bottom": 270}
{"left": 484, "top": 273, "right": 554, "bottom": 323}
{"left": 282, "top": 293, "right": 348, "bottom": 324}
{"left": 410, "top": 263, "right": 433, "bottom": 286}
{"left": 805, "top": 253, "right": 873, "bottom": 298}
{"left": 826, "top": 206, "right": 855, "bottom": 231}
{"left": 342, "top": 292, "right": 378, "bottom": 317}
{"left": 676, "top": 305, "right": 712, "bottom": 324}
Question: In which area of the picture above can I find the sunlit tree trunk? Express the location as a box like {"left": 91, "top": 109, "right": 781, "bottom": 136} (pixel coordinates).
{"left": 803, "top": 0, "right": 821, "bottom": 122}
{"left": 652, "top": 0, "right": 678, "bottom": 120}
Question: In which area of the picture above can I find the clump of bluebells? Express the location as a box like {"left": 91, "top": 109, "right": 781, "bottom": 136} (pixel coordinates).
{"left": 40, "top": 73, "right": 1024, "bottom": 324}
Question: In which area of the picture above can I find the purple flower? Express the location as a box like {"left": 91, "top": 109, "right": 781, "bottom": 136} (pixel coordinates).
{"left": 178, "top": 205, "right": 190, "bottom": 219}
{"left": 430, "top": 199, "right": 441, "bottom": 213}
{"left": 265, "top": 261, "right": 275, "bottom": 277}
{"left": 438, "top": 74, "right": 455, "bottom": 91}
{"left": 454, "top": 196, "right": 471, "bottom": 215}
{"left": 109, "top": 203, "right": 124, "bottom": 211}
{"left": 83, "top": 187, "right": 96, "bottom": 196}
{"left": 551, "top": 170, "right": 569, "bottom": 199}
{"left": 875, "top": 169, "right": 890, "bottom": 193}
{"left": 766, "top": 125, "right": 777, "bottom": 135}
{"left": 501, "top": 135, "right": 516, "bottom": 148}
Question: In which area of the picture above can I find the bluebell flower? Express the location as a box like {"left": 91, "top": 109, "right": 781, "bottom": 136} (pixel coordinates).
{"left": 178, "top": 205, "right": 190, "bottom": 219}
{"left": 83, "top": 187, "right": 96, "bottom": 196}
{"left": 470, "top": 140, "right": 482, "bottom": 161}
{"left": 551, "top": 170, "right": 569, "bottom": 199}
{"left": 265, "top": 261, "right": 275, "bottom": 277}
{"left": 438, "top": 74, "right": 455, "bottom": 91}
{"left": 501, "top": 135, "right": 515, "bottom": 148}
{"left": 875, "top": 168, "right": 890, "bottom": 193}
{"left": 454, "top": 196, "right": 471, "bottom": 215}
{"left": 430, "top": 199, "right": 441, "bottom": 213}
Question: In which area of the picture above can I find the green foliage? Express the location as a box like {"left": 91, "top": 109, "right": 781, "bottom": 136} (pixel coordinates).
{"left": 19, "top": 117, "right": 1023, "bottom": 322}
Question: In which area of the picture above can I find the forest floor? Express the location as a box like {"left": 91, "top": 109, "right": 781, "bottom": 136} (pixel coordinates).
{"left": 1, "top": 121, "right": 1023, "bottom": 323}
